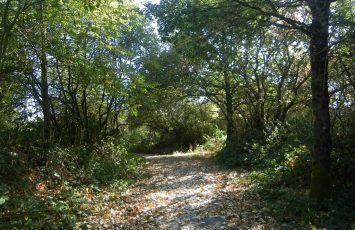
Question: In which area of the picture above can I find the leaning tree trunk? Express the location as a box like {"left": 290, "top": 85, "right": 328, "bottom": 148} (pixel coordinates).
{"left": 308, "top": 0, "right": 332, "bottom": 200}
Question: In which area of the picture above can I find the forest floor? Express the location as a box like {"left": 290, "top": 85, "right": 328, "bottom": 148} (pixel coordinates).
{"left": 85, "top": 152, "right": 279, "bottom": 229}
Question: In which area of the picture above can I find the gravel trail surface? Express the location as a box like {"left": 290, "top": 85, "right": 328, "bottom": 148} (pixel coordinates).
{"left": 88, "top": 153, "right": 275, "bottom": 229}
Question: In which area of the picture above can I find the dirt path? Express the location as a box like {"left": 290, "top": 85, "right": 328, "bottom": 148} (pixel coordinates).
{"left": 87, "top": 153, "right": 275, "bottom": 229}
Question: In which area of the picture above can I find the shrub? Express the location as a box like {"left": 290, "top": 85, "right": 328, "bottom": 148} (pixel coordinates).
{"left": 87, "top": 139, "right": 146, "bottom": 185}
{"left": 214, "top": 142, "right": 243, "bottom": 168}
{"left": 46, "top": 146, "right": 92, "bottom": 176}
{"left": 198, "top": 128, "right": 226, "bottom": 152}
{"left": 127, "top": 126, "right": 160, "bottom": 153}
{"left": 331, "top": 151, "right": 355, "bottom": 192}
{"left": 215, "top": 123, "right": 313, "bottom": 187}
{"left": 39, "top": 138, "right": 147, "bottom": 186}
{"left": 0, "top": 138, "right": 147, "bottom": 229}
{"left": 0, "top": 147, "right": 29, "bottom": 189}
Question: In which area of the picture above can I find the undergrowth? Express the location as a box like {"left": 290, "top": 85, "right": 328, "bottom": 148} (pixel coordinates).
{"left": 215, "top": 123, "right": 355, "bottom": 229}
{"left": 0, "top": 138, "right": 146, "bottom": 229}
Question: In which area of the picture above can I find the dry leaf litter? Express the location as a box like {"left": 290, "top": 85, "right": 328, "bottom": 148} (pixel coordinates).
{"left": 83, "top": 153, "right": 277, "bottom": 229}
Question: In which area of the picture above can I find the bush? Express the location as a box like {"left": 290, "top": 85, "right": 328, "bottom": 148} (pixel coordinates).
{"left": 331, "top": 151, "right": 355, "bottom": 192}
{"left": 214, "top": 142, "right": 244, "bottom": 168}
{"left": 197, "top": 128, "right": 226, "bottom": 152}
{"left": 215, "top": 123, "right": 313, "bottom": 187}
{"left": 46, "top": 146, "right": 92, "bottom": 176}
{"left": 42, "top": 139, "right": 146, "bottom": 186}
{"left": 0, "top": 138, "right": 147, "bottom": 229}
{"left": 0, "top": 147, "right": 29, "bottom": 189}
{"left": 130, "top": 101, "right": 220, "bottom": 154}
{"left": 87, "top": 139, "right": 146, "bottom": 185}
{"left": 224, "top": 117, "right": 354, "bottom": 229}
{"left": 127, "top": 126, "right": 160, "bottom": 153}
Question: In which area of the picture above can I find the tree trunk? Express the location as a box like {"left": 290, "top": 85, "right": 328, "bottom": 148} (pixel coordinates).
{"left": 224, "top": 71, "right": 236, "bottom": 144}
{"left": 255, "top": 101, "right": 265, "bottom": 133}
{"left": 274, "top": 71, "right": 287, "bottom": 125}
{"left": 39, "top": 1, "right": 51, "bottom": 152}
{"left": 82, "top": 89, "right": 90, "bottom": 143}
{"left": 308, "top": 0, "right": 332, "bottom": 200}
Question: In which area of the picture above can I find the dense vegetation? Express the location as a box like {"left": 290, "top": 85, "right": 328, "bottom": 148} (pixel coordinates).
{"left": 0, "top": 0, "right": 354, "bottom": 228}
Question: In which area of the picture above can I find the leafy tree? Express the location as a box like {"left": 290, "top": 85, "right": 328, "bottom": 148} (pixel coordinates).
{"left": 130, "top": 49, "right": 218, "bottom": 152}
{"left": 148, "top": 0, "right": 354, "bottom": 200}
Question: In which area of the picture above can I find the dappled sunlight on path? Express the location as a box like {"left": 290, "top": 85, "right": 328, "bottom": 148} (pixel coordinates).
{"left": 88, "top": 153, "right": 276, "bottom": 229}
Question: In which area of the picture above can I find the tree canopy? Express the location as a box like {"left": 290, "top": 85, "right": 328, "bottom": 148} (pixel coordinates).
{"left": 0, "top": 0, "right": 354, "bottom": 228}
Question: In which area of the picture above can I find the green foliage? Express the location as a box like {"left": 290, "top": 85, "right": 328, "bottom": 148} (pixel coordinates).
{"left": 0, "top": 177, "right": 80, "bottom": 229}
{"left": 249, "top": 186, "right": 355, "bottom": 229}
{"left": 215, "top": 126, "right": 315, "bottom": 196}
{"left": 126, "top": 126, "right": 159, "bottom": 153}
{"left": 0, "top": 148, "right": 30, "bottom": 190}
{"left": 331, "top": 151, "right": 355, "bottom": 192}
{"left": 197, "top": 128, "right": 226, "bottom": 152}
{"left": 216, "top": 110, "right": 355, "bottom": 228}
{"left": 0, "top": 0, "right": 353, "bottom": 227}
{"left": 215, "top": 117, "right": 314, "bottom": 186}
{"left": 42, "top": 139, "right": 147, "bottom": 186}
{"left": 130, "top": 79, "right": 220, "bottom": 153}
{"left": 47, "top": 146, "right": 92, "bottom": 173}
{"left": 87, "top": 140, "right": 146, "bottom": 185}
{"left": 214, "top": 142, "right": 243, "bottom": 168}
{"left": 0, "top": 139, "right": 146, "bottom": 229}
